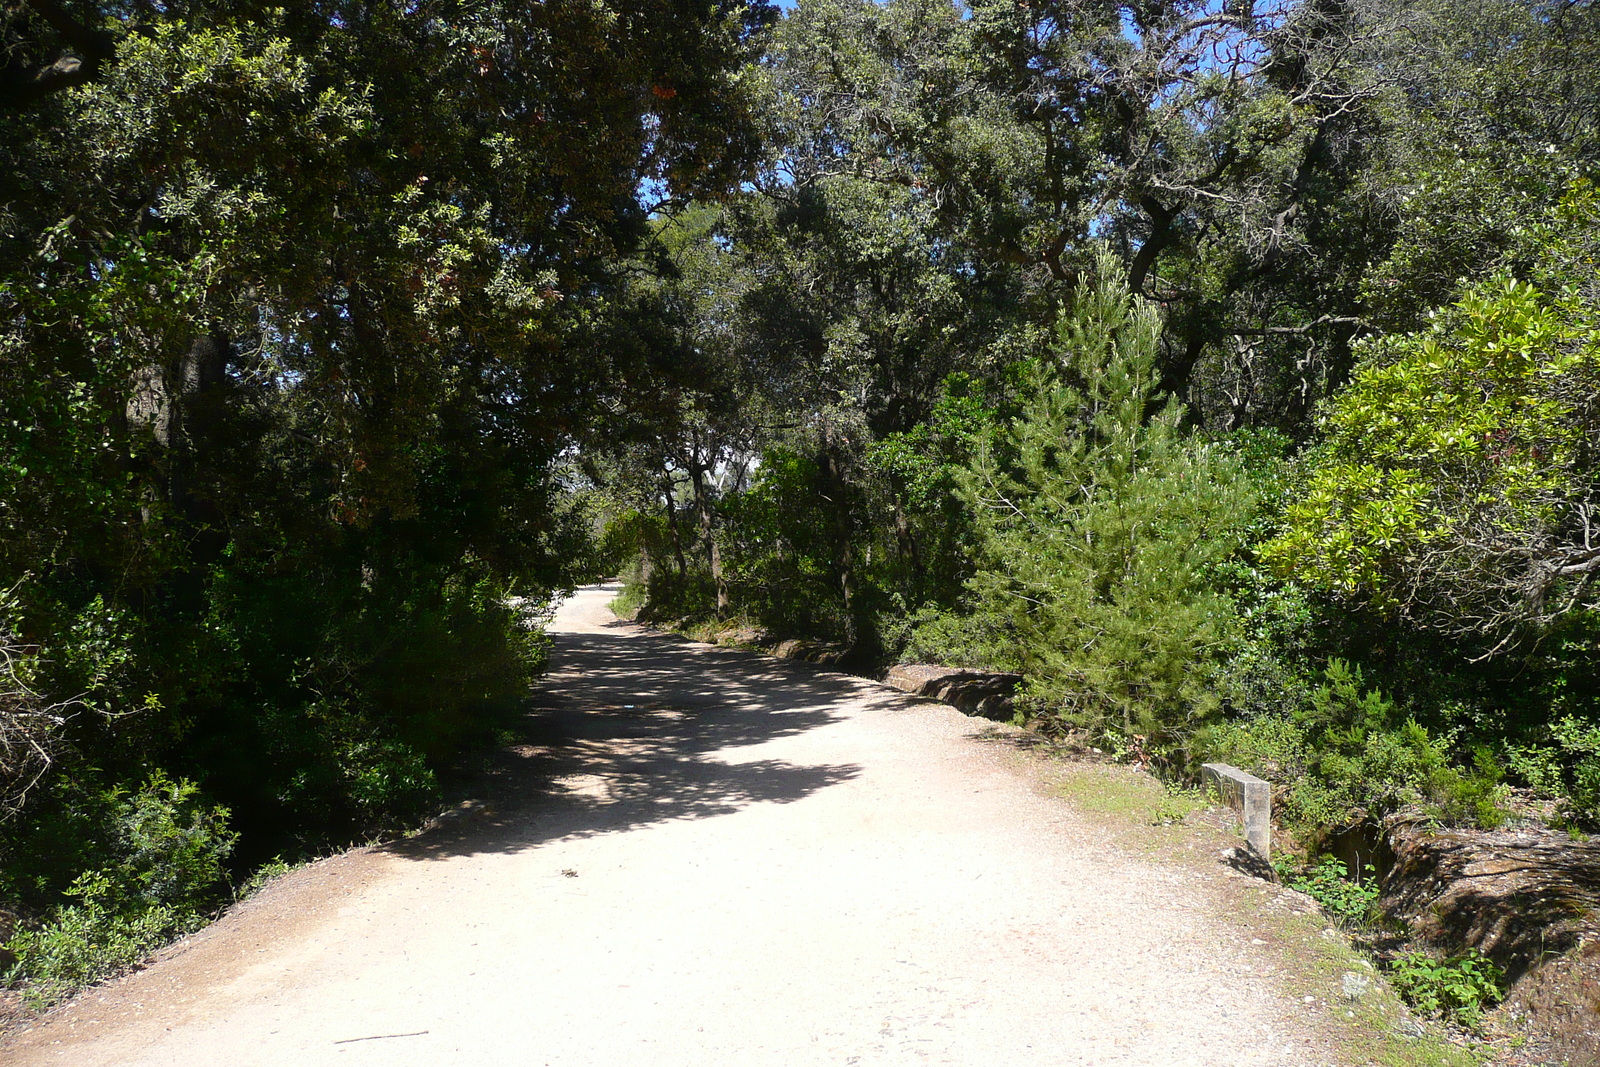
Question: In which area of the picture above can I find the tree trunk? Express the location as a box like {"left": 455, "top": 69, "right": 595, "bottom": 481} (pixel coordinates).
{"left": 893, "top": 498, "right": 922, "bottom": 597}
{"left": 1127, "top": 195, "right": 1176, "bottom": 300}
{"left": 123, "top": 331, "right": 232, "bottom": 607}
{"left": 688, "top": 462, "right": 728, "bottom": 616}
{"left": 662, "top": 481, "right": 689, "bottom": 579}
{"left": 818, "top": 430, "right": 856, "bottom": 638}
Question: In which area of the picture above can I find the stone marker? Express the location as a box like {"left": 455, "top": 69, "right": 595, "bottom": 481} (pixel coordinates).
{"left": 1201, "top": 762, "right": 1271, "bottom": 860}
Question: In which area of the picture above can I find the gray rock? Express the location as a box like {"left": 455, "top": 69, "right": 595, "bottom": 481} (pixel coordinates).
{"left": 882, "top": 664, "right": 1021, "bottom": 720}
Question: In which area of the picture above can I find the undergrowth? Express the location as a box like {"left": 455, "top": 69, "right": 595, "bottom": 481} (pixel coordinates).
{"left": 1386, "top": 949, "right": 1506, "bottom": 1030}
{"left": 2, "top": 773, "right": 235, "bottom": 1009}
{"left": 1274, "top": 851, "right": 1506, "bottom": 1033}
{"left": 1277, "top": 854, "right": 1381, "bottom": 925}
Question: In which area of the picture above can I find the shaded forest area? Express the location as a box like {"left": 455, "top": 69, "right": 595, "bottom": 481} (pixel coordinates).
{"left": 2, "top": 0, "right": 1598, "bottom": 1017}
{"left": 607, "top": 0, "right": 1599, "bottom": 844}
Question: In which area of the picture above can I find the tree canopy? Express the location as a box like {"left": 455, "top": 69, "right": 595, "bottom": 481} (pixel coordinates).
{"left": 5, "top": 0, "right": 1600, "bottom": 1010}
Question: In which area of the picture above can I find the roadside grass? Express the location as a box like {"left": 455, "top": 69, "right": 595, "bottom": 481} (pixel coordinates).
{"left": 974, "top": 730, "right": 1486, "bottom": 1067}
{"left": 607, "top": 590, "right": 768, "bottom": 651}
{"left": 231, "top": 856, "right": 306, "bottom": 904}
{"left": 677, "top": 616, "right": 765, "bottom": 648}
{"left": 608, "top": 583, "right": 647, "bottom": 621}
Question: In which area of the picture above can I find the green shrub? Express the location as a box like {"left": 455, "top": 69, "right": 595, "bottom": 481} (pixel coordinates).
{"left": 3, "top": 882, "right": 199, "bottom": 1009}
{"left": 719, "top": 450, "right": 857, "bottom": 642}
{"left": 337, "top": 738, "right": 437, "bottom": 820}
{"left": 611, "top": 578, "right": 649, "bottom": 620}
{"left": 112, "top": 772, "right": 237, "bottom": 907}
{"left": 234, "top": 856, "right": 298, "bottom": 900}
{"left": 1387, "top": 948, "right": 1505, "bottom": 1029}
{"left": 1205, "top": 661, "right": 1507, "bottom": 832}
{"left": 1508, "top": 715, "right": 1600, "bottom": 830}
{"left": 3, "top": 773, "right": 235, "bottom": 1008}
{"left": 178, "top": 553, "right": 547, "bottom": 843}
{"left": 1266, "top": 234, "right": 1600, "bottom": 656}
{"left": 1210, "top": 589, "right": 1318, "bottom": 723}
{"left": 1151, "top": 783, "right": 1205, "bottom": 826}
{"left": 1278, "top": 855, "right": 1379, "bottom": 924}
{"left": 897, "top": 602, "right": 1023, "bottom": 674}
{"left": 1547, "top": 715, "right": 1600, "bottom": 827}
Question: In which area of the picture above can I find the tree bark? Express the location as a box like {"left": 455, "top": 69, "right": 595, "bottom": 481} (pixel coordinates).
{"left": 121, "top": 331, "right": 233, "bottom": 608}
{"left": 892, "top": 498, "right": 922, "bottom": 596}
{"left": 818, "top": 429, "right": 856, "bottom": 638}
{"left": 3, "top": 0, "right": 118, "bottom": 107}
{"left": 1127, "top": 195, "right": 1176, "bottom": 299}
{"left": 687, "top": 461, "right": 728, "bottom": 616}
{"left": 662, "top": 481, "right": 689, "bottom": 580}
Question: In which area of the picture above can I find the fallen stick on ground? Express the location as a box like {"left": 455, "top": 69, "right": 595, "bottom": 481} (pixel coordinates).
{"left": 332, "top": 1031, "right": 429, "bottom": 1044}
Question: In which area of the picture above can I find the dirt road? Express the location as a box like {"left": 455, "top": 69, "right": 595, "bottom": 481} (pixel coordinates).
{"left": 1, "top": 585, "right": 1328, "bottom": 1066}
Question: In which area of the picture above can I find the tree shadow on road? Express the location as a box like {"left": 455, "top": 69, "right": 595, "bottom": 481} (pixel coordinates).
{"left": 384, "top": 629, "right": 876, "bottom": 862}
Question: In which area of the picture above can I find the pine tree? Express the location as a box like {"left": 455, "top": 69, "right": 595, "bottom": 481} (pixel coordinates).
{"left": 956, "top": 249, "right": 1257, "bottom": 751}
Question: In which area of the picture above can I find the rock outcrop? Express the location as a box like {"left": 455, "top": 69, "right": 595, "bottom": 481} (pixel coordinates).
{"left": 1382, "top": 816, "right": 1600, "bottom": 1064}
{"left": 882, "top": 664, "right": 1021, "bottom": 720}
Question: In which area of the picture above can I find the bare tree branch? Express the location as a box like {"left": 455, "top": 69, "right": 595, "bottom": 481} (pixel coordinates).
{"left": 3, "top": 0, "right": 118, "bottom": 107}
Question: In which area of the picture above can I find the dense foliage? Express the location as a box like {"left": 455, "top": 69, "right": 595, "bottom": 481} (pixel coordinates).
{"left": 4, "top": 0, "right": 1599, "bottom": 1008}
{"left": 1, "top": 0, "right": 771, "bottom": 1001}
{"left": 606, "top": 0, "right": 1600, "bottom": 841}
{"left": 1270, "top": 188, "right": 1600, "bottom": 653}
{"left": 909, "top": 254, "right": 1256, "bottom": 754}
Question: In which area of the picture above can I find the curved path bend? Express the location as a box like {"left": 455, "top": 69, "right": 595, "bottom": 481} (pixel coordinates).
{"left": 2, "top": 586, "right": 1326, "bottom": 1066}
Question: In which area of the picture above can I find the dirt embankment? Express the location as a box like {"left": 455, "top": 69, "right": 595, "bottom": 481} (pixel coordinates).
{"left": 1383, "top": 817, "right": 1600, "bottom": 1065}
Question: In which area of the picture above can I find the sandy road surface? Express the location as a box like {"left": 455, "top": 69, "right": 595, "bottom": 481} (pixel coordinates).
{"left": 1, "top": 585, "right": 1327, "bottom": 1066}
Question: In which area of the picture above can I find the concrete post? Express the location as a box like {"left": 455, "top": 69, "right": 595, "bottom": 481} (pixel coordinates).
{"left": 1201, "top": 762, "right": 1271, "bottom": 860}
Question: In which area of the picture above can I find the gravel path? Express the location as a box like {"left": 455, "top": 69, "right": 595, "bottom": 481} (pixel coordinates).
{"left": 1, "top": 585, "right": 1325, "bottom": 1066}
